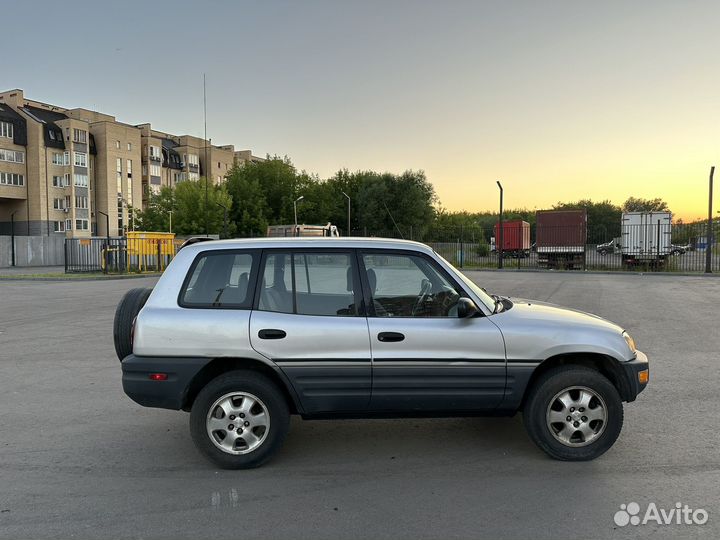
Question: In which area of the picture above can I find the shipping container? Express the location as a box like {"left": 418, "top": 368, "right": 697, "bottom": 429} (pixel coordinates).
{"left": 621, "top": 212, "right": 671, "bottom": 265}
{"left": 535, "top": 209, "right": 587, "bottom": 269}
{"left": 493, "top": 220, "right": 530, "bottom": 257}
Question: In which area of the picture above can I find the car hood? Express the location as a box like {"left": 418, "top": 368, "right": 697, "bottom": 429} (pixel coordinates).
{"left": 500, "top": 297, "right": 624, "bottom": 333}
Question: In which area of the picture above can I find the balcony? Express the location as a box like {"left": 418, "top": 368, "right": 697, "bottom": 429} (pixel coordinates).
{"left": 149, "top": 155, "right": 162, "bottom": 163}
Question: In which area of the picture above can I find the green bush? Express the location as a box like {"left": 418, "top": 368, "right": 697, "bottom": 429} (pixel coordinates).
{"left": 476, "top": 243, "right": 490, "bottom": 257}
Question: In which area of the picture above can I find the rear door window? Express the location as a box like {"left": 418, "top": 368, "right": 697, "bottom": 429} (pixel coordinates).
{"left": 257, "top": 250, "right": 360, "bottom": 316}
{"left": 180, "top": 250, "right": 259, "bottom": 308}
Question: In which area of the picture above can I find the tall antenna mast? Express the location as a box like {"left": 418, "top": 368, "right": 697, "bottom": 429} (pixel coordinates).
{"left": 203, "top": 73, "right": 209, "bottom": 236}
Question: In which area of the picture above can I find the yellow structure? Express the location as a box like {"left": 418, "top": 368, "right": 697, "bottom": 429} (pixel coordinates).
{"left": 125, "top": 231, "right": 176, "bottom": 272}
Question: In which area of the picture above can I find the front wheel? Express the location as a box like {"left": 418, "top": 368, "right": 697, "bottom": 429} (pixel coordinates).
{"left": 523, "top": 366, "right": 623, "bottom": 460}
{"left": 190, "top": 370, "right": 290, "bottom": 469}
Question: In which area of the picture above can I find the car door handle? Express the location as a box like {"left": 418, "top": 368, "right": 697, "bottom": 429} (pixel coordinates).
{"left": 258, "top": 329, "right": 287, "bottom": 340}
{"left": 378, "top": 332, "right": 405, "bottom": 343}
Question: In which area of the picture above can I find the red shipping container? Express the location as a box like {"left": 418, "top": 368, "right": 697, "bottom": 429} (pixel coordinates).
{"left": 493, "top": 220, "right": 531, "bottom": 251}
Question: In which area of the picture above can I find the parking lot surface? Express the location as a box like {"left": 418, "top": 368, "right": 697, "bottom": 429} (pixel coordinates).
{"left": 0, "top": 271, "right": 718, "bottom": 539}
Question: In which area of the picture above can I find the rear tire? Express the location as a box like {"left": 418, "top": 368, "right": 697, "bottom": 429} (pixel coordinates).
{"left": 523, "top": 366, "right": 623, "bottom": 461}
{"left": 189, "top": 370, "right": 290, "bottom": 469}
{"left": 113, "top": 287, "right": 152, "bottom": 361}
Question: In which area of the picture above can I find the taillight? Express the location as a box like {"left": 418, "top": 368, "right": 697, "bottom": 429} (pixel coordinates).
{"left": 148, "top": 373, "right": 168, "bottom": 381}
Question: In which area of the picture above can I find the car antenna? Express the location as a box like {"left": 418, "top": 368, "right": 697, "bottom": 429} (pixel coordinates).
{"left": 383, "top": 202, "right": 404, "bottom": 239}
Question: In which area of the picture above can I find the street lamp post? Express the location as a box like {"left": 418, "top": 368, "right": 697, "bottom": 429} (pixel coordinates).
{"left": 96, "top": 210, "right": 110, "bottom": 274}
{"left": 341, "top": 191, "right": 351, "bottom": 236}
{"left": 293, "top": 195, "right": 304, "bottom": 237}
{"left": 496, "top": 180, "right": 504, "bottom": 269}
{"left": 705, "top": 166, "right": 714, "bottom": 274}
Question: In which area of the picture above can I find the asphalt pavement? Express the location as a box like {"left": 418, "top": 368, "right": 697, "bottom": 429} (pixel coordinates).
{"left": 0, "top": 272, "right": 718, "bottom": 539}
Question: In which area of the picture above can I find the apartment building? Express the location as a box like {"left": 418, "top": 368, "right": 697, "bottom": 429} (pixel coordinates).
{"left": 0, "top": 88, "right": 263, "bottom": 238}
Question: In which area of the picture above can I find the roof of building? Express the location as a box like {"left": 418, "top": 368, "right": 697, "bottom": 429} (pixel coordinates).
{"left": 22, "top": 106, "right": 66, "bottom": 150}
{"left": 0, "top": 103, "right": 27, "bottom": 146}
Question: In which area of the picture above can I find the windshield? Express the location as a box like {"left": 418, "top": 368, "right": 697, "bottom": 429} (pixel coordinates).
{"left": 434, "top": 252, "right": 497, "bottom": 312}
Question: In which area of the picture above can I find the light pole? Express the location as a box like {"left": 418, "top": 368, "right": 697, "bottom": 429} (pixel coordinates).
{"left": 341, "top": 191, "right": 351, "bottom": 236}
{"left": 293, "top": 195, "right": 304, "bottom": 237}
{"left": 216, "top": 202, "right": 228, "bottom": 239}
{"left": 706, "top": 166, "right": 714, "bottom": 273}
{"left": 496, "top": 180, "right": 504, "bottom": 269}
{"left": 96, "top": 210, "right": 110, "bottom": 241}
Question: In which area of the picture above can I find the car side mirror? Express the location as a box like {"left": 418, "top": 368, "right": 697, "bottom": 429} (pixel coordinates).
{"left": 457, "top": 297, "right": 480, "bottom": 318}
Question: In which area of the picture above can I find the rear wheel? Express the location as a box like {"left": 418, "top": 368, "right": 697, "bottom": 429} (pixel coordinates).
{"left": 189, "top": 370, "right": 290, "bottom": 469}
{"left": 523, "top": 366, "right": 623, "bottom": 460}
{"left": 113, "top": 287, "right": 152, "bottom": 361}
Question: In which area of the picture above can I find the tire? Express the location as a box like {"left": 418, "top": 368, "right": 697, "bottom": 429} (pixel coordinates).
{"left": 523, "top": 366, "right": 623, "bottom": 461}
{"left": 189, "top": 370, "right": 290, "bottom": 469}
{"left": 113, "top": 287, "right": 152, "bottom": 361}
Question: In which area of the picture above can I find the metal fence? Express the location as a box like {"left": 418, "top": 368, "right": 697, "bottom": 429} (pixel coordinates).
{"left": 349, "top": 222, "right": 720, "bottom": 273}
{"left": 65, "top": 237, "right": 176, "bottom": 273}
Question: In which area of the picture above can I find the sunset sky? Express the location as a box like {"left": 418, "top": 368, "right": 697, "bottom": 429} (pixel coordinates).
{"left": 7, "top": 0, "right": 718, "bottom": 220}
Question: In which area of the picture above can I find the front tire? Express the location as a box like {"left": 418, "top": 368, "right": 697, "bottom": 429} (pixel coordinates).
{"left": 523, "top": 366, "right": 623, "bottom": 460}
{"left": 190, "top": 370, "right": 290, "bottom": 469}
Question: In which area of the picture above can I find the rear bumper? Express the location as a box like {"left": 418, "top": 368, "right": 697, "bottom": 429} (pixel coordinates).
{"left": 620, "top": 350, "right": 649, "bottom": 402}
{"left": 121, "top": 354, "right": 210, "bottom": 410}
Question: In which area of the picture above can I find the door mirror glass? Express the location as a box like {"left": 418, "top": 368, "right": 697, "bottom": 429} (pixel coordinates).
{"left": 456, "top": 297, "right": 479, "bottom": 318}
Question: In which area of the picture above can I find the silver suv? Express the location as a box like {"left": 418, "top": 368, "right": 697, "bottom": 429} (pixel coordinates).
{"left": 116, "top": 238, "right": 649, "bottom": 469}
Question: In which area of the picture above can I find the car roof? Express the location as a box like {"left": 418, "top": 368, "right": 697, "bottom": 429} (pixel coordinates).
{"left": 179, "top": 236, "right": 434, "bottom": 255}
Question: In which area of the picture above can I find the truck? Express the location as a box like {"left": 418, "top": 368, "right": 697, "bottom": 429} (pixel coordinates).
{"left": 535, "top": 209, "right": 587, "bottom": 269}
{"left": 493, "top": 220, "right": 531, "bottom": 258}
{"left": 621, "top": 212, "right": 671, "bottom": 266}
{"left": 266, "top": 223, "right": 340, "bottom": 238}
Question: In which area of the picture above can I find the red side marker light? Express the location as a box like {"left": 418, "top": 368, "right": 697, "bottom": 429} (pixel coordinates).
{"left": 149, "top": 373, "right": 168, "bottom": 381}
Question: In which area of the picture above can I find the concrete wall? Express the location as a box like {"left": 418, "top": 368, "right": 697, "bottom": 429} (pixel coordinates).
{"left": 0, "top": 235, "right": 65, "bottom": 267}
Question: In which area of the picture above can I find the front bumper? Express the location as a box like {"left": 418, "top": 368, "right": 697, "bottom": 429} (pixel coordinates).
{"left": 620, "top": 350, "right": 649, "bottom": 402}
{"left": 121, "top": 354, "right": 210, "bottom": 410}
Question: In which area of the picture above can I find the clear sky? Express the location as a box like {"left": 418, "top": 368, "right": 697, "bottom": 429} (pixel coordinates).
{"left": 7, "top": 0, "right": 719, "bottom": 220}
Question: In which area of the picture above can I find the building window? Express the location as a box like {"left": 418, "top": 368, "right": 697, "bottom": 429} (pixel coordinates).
{"left": 0, "top": 148, "right": 24, "bottom": 163}
{"left": 75, "top": 196, "right": 88, "bottom": 209}
{"left": 75, "top": 219, "right": 89, "bottom": 231}
{"left": 0, "top": 121, "right": 13, "bottom": 138}
{"left": 73, "top": 129, "right": 87, "bottom": 143}
{"left": 0, "top": 172, "right": 24, "bottom": 186}
{"left": 149, "top": 145, "right": 161, "bottom": 161}
{"left": 53, "top": 198, "right": 65, "bottom": 210}
{"left": 115, "top": 140, "right": 120, "bottom": 149}
{"left": 74, "top": 173, "right": 88, "bottom": 187}
{"left": 127, "top": 142, "right": 132, "bottom": 151}
{"left": 216, "top": 176, "right": 221, "bottom": 183}
{"left": 52, "top": 152, "right": 69, "bottom": 166}
{"left": 184, "top": 153, "right": 199, "bottom": 166}
{"left": 150, "top": 164, "right": 161, "bottom": 177}
{"left": 188, "top": 172, "right": 199, "bottom": 181}
{"left": 52, "top": 175, "right": 66, "bottom": 187}
{"left": 74, "top": 152, "right": 87, "bottom": 167}
{"left": 53, "top": 221, "right": 66, "bottom": 232}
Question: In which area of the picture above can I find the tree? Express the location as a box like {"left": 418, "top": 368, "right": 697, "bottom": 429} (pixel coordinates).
{"left": 172, "top": 177, "right": 235, "bottom": 236}
{"left": 135, "top": 186, "right": 175, "bottom": 232}
{"left": 225, "top": 164, "right": 271, "bottom": 237}
{"left": 622, "top": 197, "right": 670, "bottom": 213}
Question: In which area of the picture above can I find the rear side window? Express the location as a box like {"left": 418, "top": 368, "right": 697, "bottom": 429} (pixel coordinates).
{"left": 180, "top": 251, "right": 258, "bottom": 308}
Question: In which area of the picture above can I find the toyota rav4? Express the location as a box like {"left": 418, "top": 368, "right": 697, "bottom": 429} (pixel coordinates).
{"left": 116, "top": 238, "right": 649, "bottom": 468}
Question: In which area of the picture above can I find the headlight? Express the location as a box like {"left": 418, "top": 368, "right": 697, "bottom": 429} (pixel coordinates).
{"left": 622, "top": 331, "right": 636, "bottom": 353}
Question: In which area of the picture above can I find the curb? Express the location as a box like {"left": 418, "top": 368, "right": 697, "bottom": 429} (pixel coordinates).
{"left": 460, "top": 268, "right": 720, "bottom": 278}
{"left": 0, "top": 273, "right": 162, "bottom": 282}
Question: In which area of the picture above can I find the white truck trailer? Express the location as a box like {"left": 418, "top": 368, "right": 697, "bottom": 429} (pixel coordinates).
{"left": 266, "top": 223, "right": 340, "bottom": 238}
{"left": 621, "top": 211, "right": 672, "bottom": 266}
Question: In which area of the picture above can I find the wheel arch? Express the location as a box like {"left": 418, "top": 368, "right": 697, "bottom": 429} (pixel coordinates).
{"left": 182, "top": 357, "right": 302, "bottom": 415}
{"left": 520, "top": 352, "right": 632, "bottom": 409}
